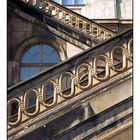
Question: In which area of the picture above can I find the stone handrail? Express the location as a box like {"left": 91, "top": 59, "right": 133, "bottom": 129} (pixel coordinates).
{"left": 7, "top": 29, "right": 132, "bottom": 129}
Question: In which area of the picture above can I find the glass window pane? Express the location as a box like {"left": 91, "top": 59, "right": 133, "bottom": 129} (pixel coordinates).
{"left": 21, "top": 45, "right": 39, "bottom": 63}
{"left": 42, "top": 45, "right": 60, "bottom": 63}
{"left": 53, "top": 0, "right": 61, "bottom": 3}
{"left": 63, "top": 0, "right": 74, "bottom": 5}
{"left": 42, "top": 45, "right": 54, "bottom": 55}
{"left": 29, "top": 67, "right": 39, "bottom": 77}
{"left": 29, "top": 45, "right": 39, "bottom": 53}
{"left": 42, "top": 53, "right": 48, "bottom": 63}
{"left": 75, "top": 0, "right": 86, "bottom": 4}
{"left": 42, "top": 52, "right": 60, "bottom": 63}
{"left": 20, "top": 67, "right": 30, "bottom": 80}
{"left": 21, "top": 51, "right": 31, "bottom": 63}
{"left": 20, "top": 67, "right": 39, "bottom": 80}
{"left": 30, "top": 53, "right": 39, "bottom": 63}
{"left": 48, "top": 52, "right": 60, "bottom": 63}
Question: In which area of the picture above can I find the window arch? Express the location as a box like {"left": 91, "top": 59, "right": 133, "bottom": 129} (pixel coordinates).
{"left": 20, "top": 44, "right": 61, "bottom": 80}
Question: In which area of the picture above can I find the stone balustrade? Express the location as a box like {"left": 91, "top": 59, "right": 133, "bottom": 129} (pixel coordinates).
{"left": 7, "top": 29, "right": 132, "bottom": 129}
{"left": 21, "top": 0, "right": 116, "bottom": 42}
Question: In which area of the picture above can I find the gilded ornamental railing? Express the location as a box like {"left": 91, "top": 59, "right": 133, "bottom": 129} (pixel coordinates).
{"left": 8, "top": 29, "right": 132, "bottom": 129}
{"left": 20, "top": 0, "right": 116, "bottom": 42}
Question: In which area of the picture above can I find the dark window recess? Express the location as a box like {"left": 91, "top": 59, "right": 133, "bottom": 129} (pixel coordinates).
{"left": 10, "top": 102, "right": 18, "bottom": 116}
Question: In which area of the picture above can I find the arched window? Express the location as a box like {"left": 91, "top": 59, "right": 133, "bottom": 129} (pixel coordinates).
{"left": 20, "top": 44, "right": 61, "bottom": 81}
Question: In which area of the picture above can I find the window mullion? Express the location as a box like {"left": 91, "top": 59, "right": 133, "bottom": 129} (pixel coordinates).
{"left": 39, "top": 44, "right": 42, "bottom": 72}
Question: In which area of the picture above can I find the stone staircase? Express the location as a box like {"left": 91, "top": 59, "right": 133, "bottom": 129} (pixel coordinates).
{"left": 9, "top": 0, "right": 116, "bottom": 48}
{"left": 8, "top": 28, "right": 132, "bottom": 139}
{"left": 7, "top": 0, "right": 132, "bottom": 139}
